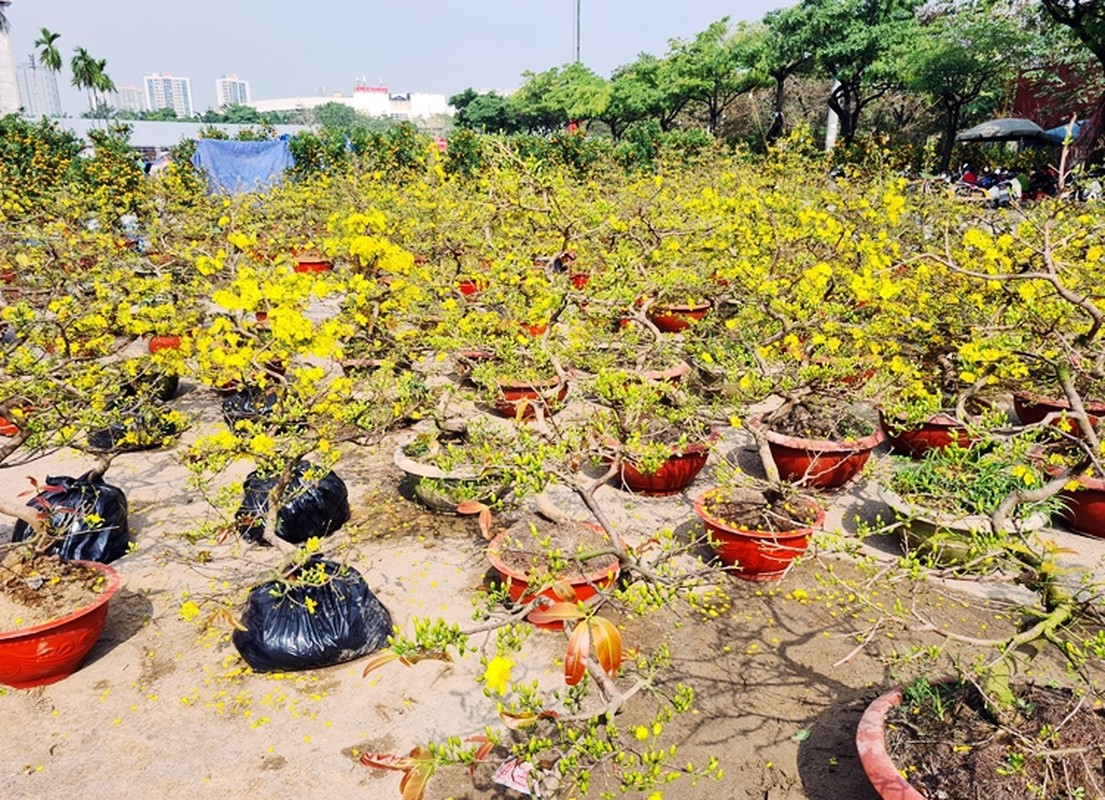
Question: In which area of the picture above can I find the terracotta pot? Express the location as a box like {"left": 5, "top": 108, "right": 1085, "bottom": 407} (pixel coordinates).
{"left": 856, "top": 688, "right": 925, "bottom": 800}
{"left": 456, "top": 278, "right": 484, "bottom": 296}
{"left": 520, "top": 322, "right": 548, "bottom": 338}
{"left": 0, "top": 561, "right": 120, "bottom": 689}
{"left": 753, "top": 414, "right": 884, "bottom": 490}
{"left": 569, "top": 273, "right": 590, "bottom": 290}
{"left": 1013, "top": 391, "right": 1105, "bottom": 435}
{"left": 619, "top": 431, "right": 718, "bottom": 496}
{"left": 879, "top": 411, "right": 972, "bottom": 458}
{"left": 0, "top": 415, "right": 19, "bottom": 437}
{"left": 293, "top": 257, "right": 333, "bottom": 274}
{"left": 646, "top": 301, "right": 712, "bottom": 333}
{"left": 493, "top": 377, "right": 568, "bottom": 419}
{"left": 693, "top": 489, "right": 824, "bottom": 581}
{"left": 147, "top": 334, "right": 183, "bottom": 354}
{"left": 486, "top": 528, "right": 620, "bottom": 628}
{"left": 1057, "top": 471, "right": 1105, "bottom": 539}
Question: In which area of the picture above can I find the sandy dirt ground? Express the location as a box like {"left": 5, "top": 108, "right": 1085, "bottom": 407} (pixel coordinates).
{"left": 2, "top": 379, "right": 1104, "bottom": 800}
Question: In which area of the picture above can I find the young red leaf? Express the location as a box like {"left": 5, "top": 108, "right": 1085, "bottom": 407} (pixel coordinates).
{"left": 478, "top": 507, "right": 493, "bottom": 540}
{"left": 564, "top": 619, "right": 590, "bottom": 686}
{"left": 466, "top": 734, "right": 493, "bottom": 776}
{"left": 589, "top": 616, "right": 623, "bottom": 678}
{"left": 527, "top": 601, "right": 585, "bottom": 626}
{"left": 360, "top": 752, "right": 417, "bottom": 772}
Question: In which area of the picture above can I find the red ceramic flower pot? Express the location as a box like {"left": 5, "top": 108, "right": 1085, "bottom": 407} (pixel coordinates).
{"left": 1058, "top": 471, "right": 1105, "bottom": 538}
{"left": 646, "top": 301, "right": 712, "bottom": 333}
{"left": 879, "top": 412, "right": 972, "bottom": 458}
{"left": 753, "top": 415, "right": 884, "bottom": 490}
{"left": 0, "top": 561, "right": 120, "bottom": 689}
{"left": 457, "top": 278, "right": 484, "bottom": 296}
{"left": 1013, "top": 391, "right": 1105, "bottom": 435}
{"left": 569, "top": 272, "right": 590, "bottom": 290}
{"left": 856, "top": 688, "right": 926, "bottom": 800}
{"left": 0, "top": 415, "right": 19, "bottom": 437}
{"left": 486, "top": 529, "right": 619, "bottom": 628}
{"left": 293, "top": 257, "right": 333, "bottom": 274}
{"left": 493, "top": 378, "right": 568, "bottom": 420}
{"left": 693, "top": 490, "right": 824, "bottom": 581}
{"left": 619, "top": 431, "right": 717, "bottom": 496}
{"left": 147, "top": 334, "right": 183, "bottom": 354}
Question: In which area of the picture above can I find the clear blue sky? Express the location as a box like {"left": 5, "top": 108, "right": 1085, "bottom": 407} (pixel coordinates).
{"left": 7, "top": 0, "right": 793, "bottom": 114}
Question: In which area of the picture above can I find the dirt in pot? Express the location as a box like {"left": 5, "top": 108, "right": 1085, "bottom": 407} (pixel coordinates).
{"left": 0, "top": 550, "right": 109, "bottom": 631}
{"left": 495, "top": 516, "right": 619, "bottom": 580}
{"left": 885, "top": 681, "right": 1105, "bottom": 800}
{"left": 765, "top": 400, "right": 876, "bottom": 442}
{"left": 703, "top": 488, "right": 820, "bottom": 533}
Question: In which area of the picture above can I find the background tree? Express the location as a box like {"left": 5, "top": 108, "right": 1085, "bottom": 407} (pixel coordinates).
{"left": 668, "top": 18, "right": 766, "bottom": 133}
{"left": 450, "top": 89, "right": 519, "bottom": 133}
{"left": 70, "top": 46, "right": 97, "bottom": 116}
{"left": 760, "top": 5, "right": 814, "bottom": 139}
{"left": 899, "top": 4, "right": 1029, "bottom": 172}
{"left": 600, "top": 53, "right": 690, "bottom": 136}
{"left": 312, "top": 101, "right": 365, "bottom": 130}
{"left": 511, "top": 63, "right": 609, "bottom": 133}
{"left": 34, "top": 28, "right": 62, "bottom": 74}
{"left": 1040, "top": 0, "right": 1105, "bottom": 157}
{"left": 802, "top": 0, "right": 921, "bottom": 145}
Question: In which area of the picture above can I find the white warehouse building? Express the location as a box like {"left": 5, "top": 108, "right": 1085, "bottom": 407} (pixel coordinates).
{"left": 250, "top": 81, "right": 451, "bottom": 121}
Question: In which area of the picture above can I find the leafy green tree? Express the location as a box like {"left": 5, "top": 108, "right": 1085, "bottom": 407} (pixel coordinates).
{"left": 601, "top": 54, "right": 690, "bottom": 136}
{"left": 511, "top": 63, "right": 609, "bottom": 133}
{"left": 312, "top": 101, "right": 364, "bottom": 130}
{"left": 801, "top": 0, "right": 921, "bottom": 145}
{"left": 900, "top": 4, "right": 1029, "bottom": 172}
{"left": 667, "top": 18, "right": 766, "bottom": 133}
{"left": 1041, "top": 0, "right": 1105, "bottom": 155}
{"left": 143, "top": 107, "right": 178, "bottom": 121}
{"left": 450, "top": 89, "right": 518, "bottom": 133}
{"left": 760, "top": 5, "right": 814, "bottom": 139}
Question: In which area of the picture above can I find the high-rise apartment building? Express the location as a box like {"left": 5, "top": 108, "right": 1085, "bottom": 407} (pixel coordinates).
{"left": 144, "top": 72, "right": 194, "bottom": 118}
{"left": 215, "top": 74, "right": 251, "bottom": 108}
{"left": 112, "top": 84, "right": 146, "bottom": 114}
{"left": 16, "top": 58, "right": 62, "bottom": 117}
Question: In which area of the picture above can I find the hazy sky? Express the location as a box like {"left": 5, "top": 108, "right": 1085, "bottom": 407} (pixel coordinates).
{"left": 7, "top": 1, "right": 793, "bottom": 114}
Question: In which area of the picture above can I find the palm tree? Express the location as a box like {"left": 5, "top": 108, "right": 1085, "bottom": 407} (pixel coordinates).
{"left": 0, "top": 0, "right": 21, "bottom": 114}
{"left": 34, "top": 28, "right": 62, "bottom": 73}
{"left": 70, "top": 46, "right": 96, "bottom": 116}
{"left": 91, "top": 58, "right": 115, "bottom": 120}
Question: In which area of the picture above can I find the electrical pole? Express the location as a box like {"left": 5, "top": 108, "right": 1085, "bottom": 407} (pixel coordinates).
{"left": 572, "top": 0, "right": 580, "bottom": 62}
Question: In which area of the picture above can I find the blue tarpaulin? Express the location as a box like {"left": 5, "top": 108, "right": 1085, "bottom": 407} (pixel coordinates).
{"left": 1044, "top": 121, "right": 1083, "bottom": 145}
{"left": 190, "top": 139, "right": 295, "bottom": 194}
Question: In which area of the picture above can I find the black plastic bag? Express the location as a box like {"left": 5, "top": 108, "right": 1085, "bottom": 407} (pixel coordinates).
{"left": 236, "top": 461, "right": 350, "bottom": 544}
{"left": 222, "top": 387, "right": 278, "bottom": 430}
{"left": 88, "top": 401, "right": 184, "bottom": 452}
{"left": 120, "top": 370, "right": 179, "bottom": 403}
{"left": 12, "top": 472, "right": 129, "bottom": 563}
{"left": 232, "top": 557, "right": 392, "bottom": 672}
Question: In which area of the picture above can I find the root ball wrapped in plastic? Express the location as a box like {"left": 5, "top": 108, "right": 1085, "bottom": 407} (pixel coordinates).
{"left": 232, "top": 556, "right": 392, "bottom": 672}
{"left": 236, "top": 461, "right": 350, "bottom": 544}
{"left": 12, "top": 472, "right": 130, "bottom": 563}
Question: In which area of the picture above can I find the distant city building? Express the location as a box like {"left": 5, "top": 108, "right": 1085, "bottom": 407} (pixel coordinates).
{"left": 215, "top": 74, "right": 251, "bottom": 108}
{"left": 112, "top": 84, "right": 146, "bottom": 114}
{"left": 144, "top": 72, "right": 194, "bottom": 118}
{"left": 249, "top": 80, "right": 451, "bottom": 121}
{"left": 16, "top": 58, "right": 62, "bottom": 117}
